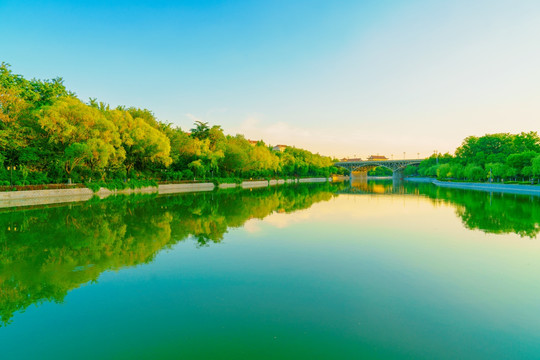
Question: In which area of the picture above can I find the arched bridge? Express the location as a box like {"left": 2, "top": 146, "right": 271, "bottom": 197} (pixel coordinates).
{"left": 334, "top": 159, "right": 424, "bottom": 179}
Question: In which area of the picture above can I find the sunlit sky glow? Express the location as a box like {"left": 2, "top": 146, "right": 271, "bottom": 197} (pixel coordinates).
{"left": 2, "top": 0, "right": 539, "bottom": 158}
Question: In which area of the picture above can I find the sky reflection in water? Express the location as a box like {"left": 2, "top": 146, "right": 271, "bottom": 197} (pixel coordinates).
{"left": 1, "top": 181, "right": 539, "bottom": 359}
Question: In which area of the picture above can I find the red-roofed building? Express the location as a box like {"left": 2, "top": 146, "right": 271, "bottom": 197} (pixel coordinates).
{"left": 367, "top": 155, "right": 388, "bottom": 161}
{"left": 272, "top": 145, "right": 287, "bottom": 152}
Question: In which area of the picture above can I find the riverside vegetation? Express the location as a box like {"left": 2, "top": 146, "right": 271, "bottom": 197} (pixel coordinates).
{"left": 367, "top": 132, "right": 540, "bottom": 182}
{"left": 405, "top": 132, "right": 540, "bottom": 183}
{"left": 0, "top": 63, "right": 338, "bottom": 189}
{"left": 3, "top": 63, "right": 539, "bottom": 189}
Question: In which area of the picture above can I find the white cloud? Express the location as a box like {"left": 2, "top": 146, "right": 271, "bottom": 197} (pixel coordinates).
{"left": 263, "top": 210, "right": 313, "bottom": 229}
{"left": 243, "top": 219, "right": 262, "bottom": 234}
{"left": 185, "top": 113, "right": 203, "bottom": 124}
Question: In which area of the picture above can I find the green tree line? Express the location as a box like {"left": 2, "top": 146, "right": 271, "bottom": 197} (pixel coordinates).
{"left": 404, "top": 132, "right": 540, "bottom": 183}
{"left": 0, "top": 63, "right": 338, "bottom": 186}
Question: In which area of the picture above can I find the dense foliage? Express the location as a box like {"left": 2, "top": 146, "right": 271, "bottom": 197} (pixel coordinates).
{"left": 0, "top": 63, "right": 337, "bottom": 186}
{"left": 405, "top": 132, "right": 540, "bottom": 183}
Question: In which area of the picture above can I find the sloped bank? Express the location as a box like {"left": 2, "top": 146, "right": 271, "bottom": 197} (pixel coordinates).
{"left": 406, "top": 177, "right": 540, "bottom": 196}
{"left": 433, "top": 180, "right": 540, "bottom": 196}
{"left": 0, "top": 178, "right": 331, "bottom": 209}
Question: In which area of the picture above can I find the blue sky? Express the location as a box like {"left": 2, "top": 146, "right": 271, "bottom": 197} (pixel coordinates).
{"left": 2, "top": 0, "right": 539, "bottom": 158}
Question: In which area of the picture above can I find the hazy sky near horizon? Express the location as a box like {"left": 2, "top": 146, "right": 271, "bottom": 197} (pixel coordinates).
{"left": 2, "top": 0, "right": 539, "bottom": 158}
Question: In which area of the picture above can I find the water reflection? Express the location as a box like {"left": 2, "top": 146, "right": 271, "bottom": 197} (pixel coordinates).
{"left": 0, "top": 183, "right": 344, "bottom": 327}
{"left": 347, "top": 179, "right": 540, "bottom": 238}
{"left": 346, "top": 178, "right": 405, "bottom": 194}
{"left": 2, "top": 179, "right": 539, "bottom": 327}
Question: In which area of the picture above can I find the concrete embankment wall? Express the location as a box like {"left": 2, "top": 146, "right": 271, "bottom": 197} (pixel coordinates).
{"left": 432, "top": 180, "right": 540, "bottom": 196}
{"left": 405, "top": 177, "right": 437, "bottom": 183}
{"left": 406, "top": 177, "right": 540, "bottom": 196}
{"left": 0, "top": 178, "right": 331, "bottom": 209}
{"left": 158, "top": 183, "right": 214, "bottom": 194}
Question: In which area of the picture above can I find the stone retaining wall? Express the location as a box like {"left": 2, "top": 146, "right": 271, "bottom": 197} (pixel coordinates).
{"left": 0, "top": 178, "right": 331, "bottom": 209}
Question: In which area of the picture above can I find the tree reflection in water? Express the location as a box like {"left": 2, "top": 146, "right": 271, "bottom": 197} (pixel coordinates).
{"left": 346, "top": 179, "right": 540, "bottom": 238}
{"left": 0, "top": 182, "right": 344, "bottom": 327}
{"left": 2, "top": 180, "right": 539, "bottom": 327}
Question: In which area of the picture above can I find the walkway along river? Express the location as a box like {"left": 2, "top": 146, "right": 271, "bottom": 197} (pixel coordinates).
{"left": 406, "top": 177, "right": 540, "bottom": 196}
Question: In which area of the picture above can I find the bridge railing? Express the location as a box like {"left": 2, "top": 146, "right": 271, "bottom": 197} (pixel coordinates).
{"left": 334, "top": 159, "right": 425, "bottom": 173}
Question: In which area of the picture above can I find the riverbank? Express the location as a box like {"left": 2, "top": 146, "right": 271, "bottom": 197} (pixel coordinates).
{"left": 0, "top": 178, "right": 331, "bottom": 209}
{"left": 433, "top": 180, "right": 540, "bottom": 196}
{"left": 404, "top": 177, "right": 435, "bottom": 183}
{"left": 406, "top": 177, "right": 540, "bottom": 196}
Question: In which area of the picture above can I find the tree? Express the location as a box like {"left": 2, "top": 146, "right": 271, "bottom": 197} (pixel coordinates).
{"left": 532, "top": 155, "right": 540, "bottom": 183}
{"left": 63, "top": 143, "right": 91, "bottom": 177}
{"left": 126, "top": 107, "right": 161, "bottom": 129}
{"left": 485, "top": 162, "right": 507, "bottom": 182}
{"left": 38, "top": 97, "right": 124, "bottom": 177}
{"left": 107, "top": 109, "right": 171, "bottom": 173}
{"left": 450, "top": 163, "right": 464, "bottom": 180}
{"left": 506, "top": 151, "right": 538, "bottom": 179}
{"left": 188, "top": 159, "right": 205, "bottom": 178}
{"left": 437, "top": 163, "right": 451, "bottom": 179}
{"left": 464, "top": 164, "right": 485, "bottom": 181}
{"left": 222, "top": 137, "right": 250, "bottom": 175}
{"left": 190, "top": 121, "right": 210, "bottom": 139}
{"left": 505, "top": 167, "right": 518, "bottom": 181}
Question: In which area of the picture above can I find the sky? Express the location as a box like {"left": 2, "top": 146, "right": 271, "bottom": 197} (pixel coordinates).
{"left": 1, "top": 0, "right": 539, "bottom": 159}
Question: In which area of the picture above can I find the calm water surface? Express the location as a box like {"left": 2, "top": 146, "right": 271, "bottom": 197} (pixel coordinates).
{"left": 1, "top": 181, "right": 540, "bottom": 359}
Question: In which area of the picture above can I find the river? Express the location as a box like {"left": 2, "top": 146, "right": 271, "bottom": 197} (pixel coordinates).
{"left": 1, "top": 180, "right": 539, "bottom": 359}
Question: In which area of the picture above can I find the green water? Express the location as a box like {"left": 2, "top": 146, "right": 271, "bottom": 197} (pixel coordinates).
{"left": 1, "top": 181, "right": 540, "bottom": 359}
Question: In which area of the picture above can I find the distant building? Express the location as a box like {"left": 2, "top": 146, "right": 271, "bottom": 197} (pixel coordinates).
{"left": 367, "top": 155, "right": 388, "bottom": 161}
{"left": 341, "top": 157, "right": 363, "bottom": 162}
{"left": 272, "top": 145, "right": 287, "bottom": 152}
{"left": 248, "top": 140, "right": 259, "bottom": 146}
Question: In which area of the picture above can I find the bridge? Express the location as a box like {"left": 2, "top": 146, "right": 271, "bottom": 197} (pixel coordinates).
{"left": 334, "top": 159, "right": 424, "bottom": 180}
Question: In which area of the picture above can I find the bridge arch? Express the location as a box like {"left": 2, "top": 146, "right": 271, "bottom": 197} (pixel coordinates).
{"left": 334, "top": 159, "right": 423, "bottom": 179}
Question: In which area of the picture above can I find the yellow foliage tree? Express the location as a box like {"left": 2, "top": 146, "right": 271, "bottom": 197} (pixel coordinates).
{"left": 38, "top": 97, "right": 125, "bottom": 175}
{"left": 107, "top": 109, "right": 172, "bottom": 173}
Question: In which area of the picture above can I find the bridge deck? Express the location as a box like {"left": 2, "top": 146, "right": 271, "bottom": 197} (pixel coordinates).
{"left": 334, "top": 159, "right": 424, "bottom": 173}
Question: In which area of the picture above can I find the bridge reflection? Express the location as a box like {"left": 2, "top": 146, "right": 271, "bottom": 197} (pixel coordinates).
{"left": 339, "top": 179, "right": 426, "bottom": 196}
